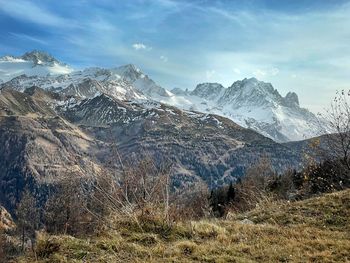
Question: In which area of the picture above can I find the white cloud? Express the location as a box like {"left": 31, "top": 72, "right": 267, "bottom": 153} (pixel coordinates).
{"left": 253, "top": 69, "right": 266, "bottom": 78}
{"left": 160, "top": 55, "right": 168, "bottom": 62}
{"left": 206, "top": 70, "right": 216, "bottom": 80}
{"left": 233, "top": 68, "right": 241, "bottom": 74}
{"left": 252, "top": 67, "right": 279, "bottom": 78}
{"left": 132, "top": 43, "right": 146, "bottom": 50}
{"left": 132, "top": 43, "right": 151, "bottom": 51}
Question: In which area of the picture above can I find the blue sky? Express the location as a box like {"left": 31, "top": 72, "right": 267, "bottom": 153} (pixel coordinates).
{"left": 0, "top": 0, "right": 350, "bottom": 112}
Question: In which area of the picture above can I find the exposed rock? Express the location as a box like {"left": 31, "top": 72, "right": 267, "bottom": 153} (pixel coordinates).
{"left": 239, "top": 219, "right": 254, "bottom": 225}
{"left": 0, "top": 206, "right": 15, "bottom": 231}
{"left": 284, "top": 92, "right": 300, "bottom": 107}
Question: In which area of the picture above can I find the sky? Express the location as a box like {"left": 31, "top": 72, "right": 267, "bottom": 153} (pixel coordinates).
{"left": 0, "top": 0, "right": 350, "bottom": 112}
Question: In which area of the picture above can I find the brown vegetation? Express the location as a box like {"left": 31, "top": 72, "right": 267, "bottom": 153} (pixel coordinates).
{"left": 16, "top": 189, "right": 350, "bottom": 263}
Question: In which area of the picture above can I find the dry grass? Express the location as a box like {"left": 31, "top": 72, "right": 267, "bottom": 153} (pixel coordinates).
{"left": 17, "top": 189, "right": 350, "bottom": 263}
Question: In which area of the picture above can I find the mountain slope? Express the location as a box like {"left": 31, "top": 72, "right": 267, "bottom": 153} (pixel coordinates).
{"left": 0, "top": 88, "right": 58, "bottom": 116}
{"left": 158, "top": 78, "right": 321, "bottom": 142}
{"left": 61, "top": 93, "right": 301, "bottom": 188}
{"left": 0, "top": 88, "right": 105, "bottom": 212}
{"left": 0, "top": 67, "right": 146, "bottom": 101}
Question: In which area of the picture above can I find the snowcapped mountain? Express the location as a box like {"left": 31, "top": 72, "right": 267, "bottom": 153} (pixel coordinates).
{"left": 0, "top": 65, "right": 146, "bottom": 101}
{"left": 0, "top": 50, "right": 73, "bottom": 82}
{"left": 191, "top": 83, "right": 225, "bottom": 101}
{"left": 0, "top": 50, "right": 322, "bottom": 142}
{"left": 158, "top": 78, "right": 321, "bottom": 142}
{"left": 111, "top": 64, "right": 172, "bottom": 97}
{"left": 0, "top": 52, "right": 166, "bottom": 101}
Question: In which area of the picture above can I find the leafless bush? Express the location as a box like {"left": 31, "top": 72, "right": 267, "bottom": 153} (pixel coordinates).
{"left": 15, "top": 189, "right": 40, "bottom": 251}
{"left": 318, "top": 90, "right": 350, "bottom": 173}
{"left": 43, "top": 174, "right": 93, "bottom": 235}
{"left": 169, "top": 181, "right": 210, "bottom": 221}
{"left": 83, "top": 155, "right": 173, "bottom": 230}
{"left": 306, "top": 90, "right": 350, "bottom": 191}
{"left": 208, "top": 156, "right": 278, "bottom": 216}
{"left": 233, "top": 156, "right": 277, "bottom": 212}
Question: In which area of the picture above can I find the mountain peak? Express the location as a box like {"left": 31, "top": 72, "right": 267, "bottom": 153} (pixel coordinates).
{"left": 112, "top": 64, "right": 143, "bottom": 82}
{"left": 191, "top": 83, "right": 225, "bottom": 100}
{"left": 116, "top": 64, "right": 141, "bottom": 74}
{"left": 230, "top": 78, "right": 276, "bottom": 95}
{"left": 284, "top": 92, "right": 299, "bottom": 107}
{"left": 242, "top": 77, "right": 258, "bottom": 83}
{"left": 124, "top": 63, "right": 138, "bottom": 70}
{"left": 0, "top": 50, "right": 73, "bottom": 82}
{"left": 171, "top": 87, "right": 189, "bottom": 96}
{"left": 21, "top": 50, "right": 60, "bottom": 65}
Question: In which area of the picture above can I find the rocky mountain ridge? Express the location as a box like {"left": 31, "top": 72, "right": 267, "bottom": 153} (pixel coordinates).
{"left": 0, "top": 50, "right": 322, "bottom": 142}
{"left": 0, "top": 50, "right": 324, "bottom": 215}
{"left": 160, "top": 78, "right": 322, "bottom": 142}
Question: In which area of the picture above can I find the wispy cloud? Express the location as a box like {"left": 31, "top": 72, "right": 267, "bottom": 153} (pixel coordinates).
{"left": 9, "top": 32, "right": 48, "bottom": 45}
{"left": 0, "top": 0, "right": 76, "bottom": 28}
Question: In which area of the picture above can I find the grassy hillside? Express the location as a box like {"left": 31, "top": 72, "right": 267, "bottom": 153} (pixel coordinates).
{"left": 16, "top": 189, "right": 350, "bottom": 263}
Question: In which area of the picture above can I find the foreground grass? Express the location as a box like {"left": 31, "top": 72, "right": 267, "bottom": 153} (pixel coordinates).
{"left": 17, "top": 190, "right": 350, "bottom": 263}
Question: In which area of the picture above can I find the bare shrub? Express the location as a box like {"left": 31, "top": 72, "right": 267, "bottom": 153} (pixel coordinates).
{"left": 43, "top": 174, "right": 93, "bottom": 235}
{"left": 311, "top": 90, "right": 350, "bottom": 190}
{"left": 170, "top": 181, "right": 210, "bottom": 221}
{"left": 35, "top": 233, "right": 60, "bottom": 259}
{"left": 319, "top": 90, "right": 350, "bottom": 172}
{"left": 83, "top": 155, "right": 173, "bottom": 230}
{"left": 15, "top": 189, "right": 40, "bottom": 251}
{"left": 299, "top": 159, "right": 348, "bottom": 196}
{"left": 233, "top": 156, "right": 277, "bottom": 212}
{"left": 266, "top": 169, "right": 297, "bottom": 200}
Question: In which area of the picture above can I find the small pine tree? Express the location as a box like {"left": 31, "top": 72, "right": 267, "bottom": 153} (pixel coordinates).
{"left": 227, "top": 183, "right": 235, "bottom": 203}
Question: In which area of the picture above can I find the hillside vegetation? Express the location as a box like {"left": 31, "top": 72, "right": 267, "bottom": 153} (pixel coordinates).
{"left": 16, "top": 189, "right": 350, "bottom": 263}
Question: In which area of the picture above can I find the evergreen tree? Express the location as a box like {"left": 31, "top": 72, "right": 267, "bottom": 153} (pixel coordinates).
{"left": 227, "top": 183, "right": 235, "bottom": 203}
